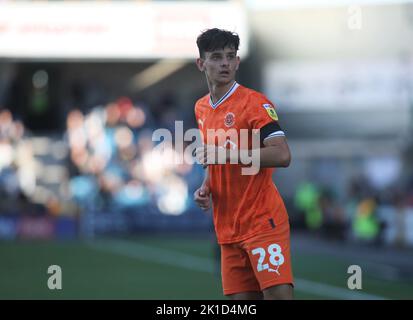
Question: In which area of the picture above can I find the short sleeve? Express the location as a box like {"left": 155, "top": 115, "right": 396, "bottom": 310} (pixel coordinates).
{"left": 247, "top": 93, "right": 281, "bottom": 130}
{"left": 194, "top": 103, "right": 202, "bottom": 131}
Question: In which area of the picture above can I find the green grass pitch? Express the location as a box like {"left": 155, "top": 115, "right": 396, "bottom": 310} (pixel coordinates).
{"left": 0, "top": 235, "right": 412, "bottom": 300}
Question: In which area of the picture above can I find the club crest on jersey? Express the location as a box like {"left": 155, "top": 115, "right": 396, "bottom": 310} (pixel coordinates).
{"left": 262, "top": 103, "right": 278, "bottom": 121}
{"left": 224, "top": 112, "right": 235, "bottom": 127}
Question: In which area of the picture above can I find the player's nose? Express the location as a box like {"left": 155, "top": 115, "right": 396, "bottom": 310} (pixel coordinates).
{"left": 221, "top": 57, "right": 230, "bottom": 67}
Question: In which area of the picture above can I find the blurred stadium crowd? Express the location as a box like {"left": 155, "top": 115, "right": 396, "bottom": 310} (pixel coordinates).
{"left": 293, "top": 174, "right": 413, "bottom": 247}
{"left": 65, "top": 96, "right": 203, "bottom": 216}
{"left": 1, "top": 97, "right": 413, "bottom": 246}
{"left": 0, "top": 96, "right": 204, "bottom": 215}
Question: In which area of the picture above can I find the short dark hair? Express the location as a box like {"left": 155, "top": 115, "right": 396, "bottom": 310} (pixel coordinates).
{"left": 196, "top": 28, "right": 240, "bottom": 58}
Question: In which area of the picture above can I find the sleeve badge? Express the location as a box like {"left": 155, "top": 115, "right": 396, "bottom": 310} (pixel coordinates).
{"left": 262, "top": 103, "right": 278, "bottom": 121}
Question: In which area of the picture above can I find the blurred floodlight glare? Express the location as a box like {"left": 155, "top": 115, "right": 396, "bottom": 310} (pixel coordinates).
{"left": 142, "top": 148, "right": 167, "bottom": 183}
{"left": 364, "top": 157, "right": 402, "bottom": 189}
{"left": 142, "top": 144, "right": 178, "bottom": 183}
{"left": 157, "top": 175, "right": 188, "bottom": 216}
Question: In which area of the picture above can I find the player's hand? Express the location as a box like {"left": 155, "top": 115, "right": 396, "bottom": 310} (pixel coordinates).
{"left": 194, "top": 185, "right": 211, "bottom": 211}
{"left": 195, "top": 145, "right": 226, "bottom": 168}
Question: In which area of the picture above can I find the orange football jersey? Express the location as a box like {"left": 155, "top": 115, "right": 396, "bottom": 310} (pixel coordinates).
{"left": 194, "top": 82, "right": 289, "bottom": 244}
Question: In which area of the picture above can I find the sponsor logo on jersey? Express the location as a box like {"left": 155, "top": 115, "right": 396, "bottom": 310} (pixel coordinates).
{"left": 262, "top": 103, "right": 278, "bottom": 121}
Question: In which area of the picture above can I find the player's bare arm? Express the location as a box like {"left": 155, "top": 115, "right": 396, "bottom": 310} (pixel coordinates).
{"left": 194, "top": 136, "right": 291, "bottom": 169}
{"left": 258, "top": 135, "right": 291, "bottom": 168}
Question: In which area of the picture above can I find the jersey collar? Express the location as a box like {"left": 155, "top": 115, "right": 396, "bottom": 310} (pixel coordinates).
{"left": 209, "top": 81, "right": 239, "bottom": 109}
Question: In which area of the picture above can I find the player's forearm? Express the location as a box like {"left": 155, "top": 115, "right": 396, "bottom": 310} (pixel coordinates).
{"left": 257, "top": 146, "right": 291, "bottom": 167}
{"left": 202, "top": 167, "right": 210, "bottom": 187}
{"left": 227, "top": 146, "right": 291, "bottom": 168}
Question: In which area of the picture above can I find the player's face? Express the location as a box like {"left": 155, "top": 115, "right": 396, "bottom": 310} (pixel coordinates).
{"left": 199, "top": 47, "right": 240, "bottom": 85}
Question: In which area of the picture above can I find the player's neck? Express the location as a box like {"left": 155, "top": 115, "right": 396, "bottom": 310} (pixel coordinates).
{"left": 208, "top": 80, "right": 236, "bottom": 105}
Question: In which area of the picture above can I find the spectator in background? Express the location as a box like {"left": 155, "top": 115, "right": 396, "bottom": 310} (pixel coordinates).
{"left": 294, "top": 182, "right": 322, "bottom": 231}
{"left": 352, "top": 197, "right": 381, "bottom": 244}
{"left": 392, "top": 190, "right": 408, "bottom": 248}
{"left": 0, "top": 108, "right": 48, "bottom": 216}
{"left": 318, "top": 188, "right": 347, "bottom": 241}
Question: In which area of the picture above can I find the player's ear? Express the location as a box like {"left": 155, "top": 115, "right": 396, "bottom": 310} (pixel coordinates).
{"left": 196, "top": 58, "right": 205, "bottom": 72}
{"left": 235, "top": 56, "right": 240, "bottom": 70}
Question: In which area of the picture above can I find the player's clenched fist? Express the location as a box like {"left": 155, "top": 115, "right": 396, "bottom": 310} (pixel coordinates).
{"left": 194, "top": 185, "right": 211, "bottom": 211}
{"left": 195, "top": 145, "right": 227, "bottom": 168}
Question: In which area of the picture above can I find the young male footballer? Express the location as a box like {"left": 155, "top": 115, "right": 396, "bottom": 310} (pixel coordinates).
{"left": 193, "top": 28, "right": 294, "bottom": 300}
